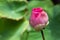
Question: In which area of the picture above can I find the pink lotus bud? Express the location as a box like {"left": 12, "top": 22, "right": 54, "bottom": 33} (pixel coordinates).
{"left": 29, "top": 7, "right": 49, "bottom": 31}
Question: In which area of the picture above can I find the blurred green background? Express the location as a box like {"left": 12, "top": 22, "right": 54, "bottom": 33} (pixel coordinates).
{"left": 0, "top": 0, "right": 60, "bottom": 40}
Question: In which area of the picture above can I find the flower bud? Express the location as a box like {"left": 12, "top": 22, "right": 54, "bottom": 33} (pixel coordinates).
{"left": 29, "top": 7, "right": 49, "bottom": 31}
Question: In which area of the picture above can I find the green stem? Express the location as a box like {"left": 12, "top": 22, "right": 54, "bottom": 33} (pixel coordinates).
{"left": 41, "top": 30, "right": 45, "bottom": 40}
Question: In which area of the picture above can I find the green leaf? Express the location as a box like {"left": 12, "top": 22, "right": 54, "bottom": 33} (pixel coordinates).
{"left": 53, "top": 5, "right": 60, "bottom": 18}
{"left": 22, "top": 29, "right": 54, "bottom": 40}
{"left": 49, "top": 5, "right": 60, "bottom": 40}
{"left": 0, "top": 1, "right": 27, "bottom": 20}
{"left": 9, "top": 20, "right": 29, "bottom": 40}
{"left": 7, "top": 0, "right": 27, "bottom": 1}
{"left": 0, "top": 18, "right": 29, "bottom": 40}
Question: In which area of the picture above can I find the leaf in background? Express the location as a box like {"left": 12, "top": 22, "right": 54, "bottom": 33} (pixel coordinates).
{"left": 27, "top": 29, "right": 54, "bottom": 40}
{"left": 0, "top": 18, "right": 29, "bottom": 40}
{"left": 9, "top": 20, "right": 29, "bottom": 40}
{"left": 22, "top": 29, "right": 54, "bottom": 40}
{"left": 0, "top": 1, "right": 27, "bottom": 20}
{"left": 53, "top": 5, "right": 60, "bottom": 18}
{"left": 7, "top": 0, "right": 27, "bottom": 1}
{"left": 49, "top": 5, "right": 60, "bottom": 40}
